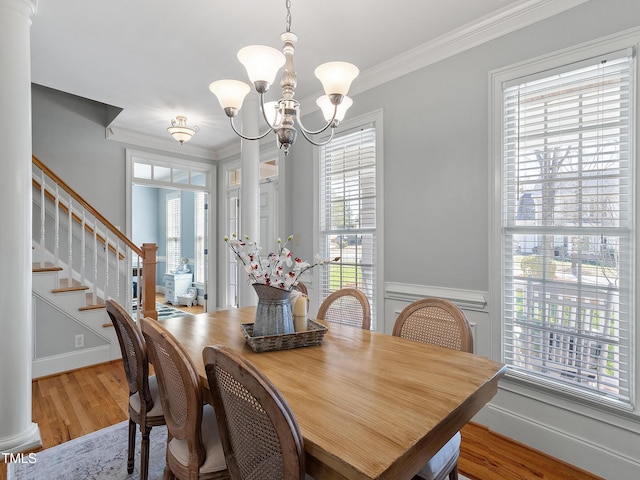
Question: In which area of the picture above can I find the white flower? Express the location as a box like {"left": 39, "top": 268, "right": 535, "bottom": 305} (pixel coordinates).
{"left": 224, "top": 233, "right": 339, "bottom": 291}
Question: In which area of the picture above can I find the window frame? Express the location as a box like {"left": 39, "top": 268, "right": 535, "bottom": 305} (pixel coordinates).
{"left": 489, "top": 28, "right": 640, "bottom": 415}
{"left": 166, "top": 190, "right": 181, "bottom": 274}
{"left": 194, "top": 191, "right": 207, "bottom": 285}
{"left": 313, "top": 109, "right": 384, "bottom": 330}
{"left": 221, "top": 154, "right": 281, "bottom": 309}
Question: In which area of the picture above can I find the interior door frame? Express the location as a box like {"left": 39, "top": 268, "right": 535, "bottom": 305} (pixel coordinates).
{"left": 125, "top": 149, "right": 217, "bottom": 309}
{"left": 219, "top": 150, "right": 282, "bottom": 308}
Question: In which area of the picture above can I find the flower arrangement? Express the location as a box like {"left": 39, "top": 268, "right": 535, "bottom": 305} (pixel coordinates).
{"left": 224, "top": 233, "right": 339, "bottom": 291}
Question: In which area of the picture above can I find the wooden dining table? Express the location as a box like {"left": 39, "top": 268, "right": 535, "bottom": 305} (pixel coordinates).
{"left": 158, "top": 307, "right": 506, "bottom": 480}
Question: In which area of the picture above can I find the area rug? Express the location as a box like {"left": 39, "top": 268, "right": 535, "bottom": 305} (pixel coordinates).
{"left": 132, "top": 302, "right": 190, "bottom": 320}
{"left": 7, "top": 421, "right": 168, "bottom": 480}
{"left": 7, "top": 420, "right": 472, "bottom": 480}
{"left": 155, "top": 302, "right": 190, "bottom": 319}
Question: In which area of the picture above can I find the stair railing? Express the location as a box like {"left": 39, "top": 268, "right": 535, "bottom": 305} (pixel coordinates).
{"left": 32, "top": 155, "right": 158, "bottom": 320}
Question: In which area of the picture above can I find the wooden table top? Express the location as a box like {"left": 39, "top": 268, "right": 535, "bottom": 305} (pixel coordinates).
{"left": 158, "top": 307, "right": 506, "bottom": 480}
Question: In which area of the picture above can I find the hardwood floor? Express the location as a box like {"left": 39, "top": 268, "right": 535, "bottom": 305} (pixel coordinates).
{"left": 156, "top": 292, "right": 204, "bottom": 315}
{"left": 1, "top": 359, "right": 603, "bottom": 480}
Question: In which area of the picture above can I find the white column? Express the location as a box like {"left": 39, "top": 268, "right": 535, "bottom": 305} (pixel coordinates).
{"left": 0, "top": 0, "right": 41, "bottom": 453}
{"left": 239, "top": 93, "right": 260, "bottom": 307}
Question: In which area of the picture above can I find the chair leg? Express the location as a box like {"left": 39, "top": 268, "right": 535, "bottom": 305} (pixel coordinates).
{"left": 140, "top": 426, "right": 152, "bottom": 480}
{"left": 449, "top": 463, "right": 458, "bottom": 480}
{"left": 127, "top": 419, "right": 136, "bottom": 474}
{"left": 163, "top": 465, "right": 175, "bottom": 480}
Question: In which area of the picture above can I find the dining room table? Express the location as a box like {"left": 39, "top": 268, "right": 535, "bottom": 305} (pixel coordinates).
{"left": 157, "top": 306, "right": 506, "bottom": 480}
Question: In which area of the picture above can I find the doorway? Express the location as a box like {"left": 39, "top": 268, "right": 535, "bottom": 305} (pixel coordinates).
{"left": 125, "top": 149, "right": 216, "bottom": 310}
{"left": 222, "top": 157, "right": 279, "bottom": 308}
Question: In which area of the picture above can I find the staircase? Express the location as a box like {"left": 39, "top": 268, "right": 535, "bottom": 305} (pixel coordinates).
{"left": 31, "top": 155, "right": 157, "bottom": 378}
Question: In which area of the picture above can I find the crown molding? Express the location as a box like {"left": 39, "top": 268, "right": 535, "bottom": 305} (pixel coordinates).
{"left": 106, "top": 127, "right": 217, "bottom": 161}
{"left": 348, "top": 0, "right": 590, "bottom": 98}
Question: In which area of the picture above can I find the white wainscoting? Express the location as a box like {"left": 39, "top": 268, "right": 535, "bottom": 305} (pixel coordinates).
{"left": 383, "top": 281, "right": 640, "bottom": 479}
{"left": 383, "top": 281, "right": 488, "bottom": 357}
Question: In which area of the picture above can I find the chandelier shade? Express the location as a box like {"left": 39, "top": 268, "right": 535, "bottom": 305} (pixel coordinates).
{"left": 237, "top": 45, "right": 286, "bottom": 90}
{"left": 208, "top": 80, "right": 251, "bottom": 113}
{"left": 167, "top": 116, "right": 199, "bottom": 145}
{"left": 208, "top": 0, "right": 358, "bottom": 154}
{"left": 314, "top": 62, "right": 360, "bottom": 97}
{"left": 317, "top": 95, "right": 352, "bottom": 124}
{"left": 263, "top": 101, "right": 283, "bottom": 126}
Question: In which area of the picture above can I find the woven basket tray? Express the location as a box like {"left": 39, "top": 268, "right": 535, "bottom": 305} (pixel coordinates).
{"left": 241, "top": 319, "right": 328, "bottom": 353}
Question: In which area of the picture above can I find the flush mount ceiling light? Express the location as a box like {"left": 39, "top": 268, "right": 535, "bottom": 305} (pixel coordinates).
{"left": 208, "top": 0, "right": 359, "bottom": 155}
{"left": 168, "top": 116, "right": 199, "bottom": 145}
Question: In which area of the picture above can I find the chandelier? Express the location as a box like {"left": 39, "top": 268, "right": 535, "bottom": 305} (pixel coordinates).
{"left": 208, "top": 0, "right": 359, "bottom": 154}
{"left": 167, "top": 116, "right": 199, "bottom": 145}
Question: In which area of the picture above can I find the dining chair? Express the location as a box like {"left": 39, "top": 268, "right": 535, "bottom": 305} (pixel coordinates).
{"left": 140, "top": 317, "right": 229, "bottom": 480}
{"left": 106, "top": 300, "right": 165, "bottom": 480}
{"left": 203, "top": 345, "right": 306, "bottom": 480}
{"left": 316, "top": 287, "right": 371, "bottom": 330}
{"left": 393, "top": 298, "right": 473, "bottom": 480}
{"left": 293, "top": 281, "right": 308, "bottom": 296}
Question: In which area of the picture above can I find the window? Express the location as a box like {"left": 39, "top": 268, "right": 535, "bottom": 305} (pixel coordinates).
{"left": 166, "top": 191, "right": 181, "bottom": 274}
{"left": 195, "top": 192, "right": 206, "bottom": 284}
{"left": 493, "top": 45, "right": 635, "bottom": 408}
{"left": 226, "top": 190, "right": 240, "bottom": 308}
{"left": 223, "top": 158, "right": 279, "bottom": 308}
{"left": 318, "top": 126, "right": 377, "bottom": 327}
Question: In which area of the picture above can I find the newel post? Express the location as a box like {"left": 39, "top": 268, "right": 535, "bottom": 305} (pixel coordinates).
{"left": 141, "top": 243, "right": 158, "bottom": 320}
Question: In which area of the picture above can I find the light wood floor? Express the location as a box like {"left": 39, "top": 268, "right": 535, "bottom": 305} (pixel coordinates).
{"left": 1, "top": 358, "right": 602, "bottom": 480}
{"left": 157, "top": 292, "right": 205, "bottom": 315}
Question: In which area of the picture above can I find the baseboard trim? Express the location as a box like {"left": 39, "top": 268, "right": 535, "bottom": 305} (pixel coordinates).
{"left": 483, "top": 403, "right": 640, "bottom": 479}
{"left": 32, "top": 346, "right": 111, "bottom": 379}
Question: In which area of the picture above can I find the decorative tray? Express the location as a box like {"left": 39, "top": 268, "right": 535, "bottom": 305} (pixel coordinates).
{"left": 241, "top": 319, "right": 328, "bottom": 353}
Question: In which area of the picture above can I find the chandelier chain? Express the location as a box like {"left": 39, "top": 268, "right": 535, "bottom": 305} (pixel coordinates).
{"left": 285, "top": 0, "right": 292, "bottom": 32}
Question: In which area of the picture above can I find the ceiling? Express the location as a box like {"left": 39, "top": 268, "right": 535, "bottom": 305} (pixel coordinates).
{"left": 30, "top": 0, "right": 585, "bottom": 159}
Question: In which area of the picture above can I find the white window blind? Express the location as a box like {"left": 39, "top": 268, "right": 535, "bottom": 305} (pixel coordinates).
{"left": 501, "top": 50, "right": 634, "bottom": 406}
{"left": 166, "top": 192, "right": 181, "bottom": 274}
{"left": 195, "top": 192, "right": 206, "bottom": 284}
{"left": 319, "top": 127, "right": 377, "bottom": 325}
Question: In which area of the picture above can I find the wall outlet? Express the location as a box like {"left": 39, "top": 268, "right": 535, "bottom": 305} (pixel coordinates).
{"left": 74, "top": 334, "right": 84, "bottom": 348}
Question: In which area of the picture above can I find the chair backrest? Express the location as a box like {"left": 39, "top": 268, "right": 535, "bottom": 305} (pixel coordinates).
{"left": 140, "top": 317, "right": 205, "bottom": 467}
{"left": 316, "top": 287, "right": 371, "bottom": 330}
{"left": 392, "top": 298, "right": 473, "bottom": 353}
{"left": 293, "top": 281, "right": 308, "bottom": 297}
{"left": 106, "top": 300, "right": 153, "bottom": 407}
{"left": 203, "top": 345, "right": 305, "bottom": 480}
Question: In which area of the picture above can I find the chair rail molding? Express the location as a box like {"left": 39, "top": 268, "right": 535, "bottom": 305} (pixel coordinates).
{"left": 384, "top": 281, "right": 487, "bottom": 312}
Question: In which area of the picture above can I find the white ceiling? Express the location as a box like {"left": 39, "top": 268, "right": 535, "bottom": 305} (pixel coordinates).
{"left": 30, "top": 0, "right": 586, "bottom": 158}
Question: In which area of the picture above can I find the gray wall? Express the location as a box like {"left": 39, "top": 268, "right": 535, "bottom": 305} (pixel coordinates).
{"left": 32, "top": 84, "right": 126, "bottom": 228}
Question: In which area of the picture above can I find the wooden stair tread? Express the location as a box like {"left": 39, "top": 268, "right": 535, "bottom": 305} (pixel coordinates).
{"left": 80, "top": 304, "right": 106, "bottom": 311}
{"left": 32, "top": 262, "right": 63, "bottom": 273}
{"left": 52, "top": 285, "right": 90, "bottom": 293}
{"left": 52, "top": 278, "right": 89, "bottom": 293}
